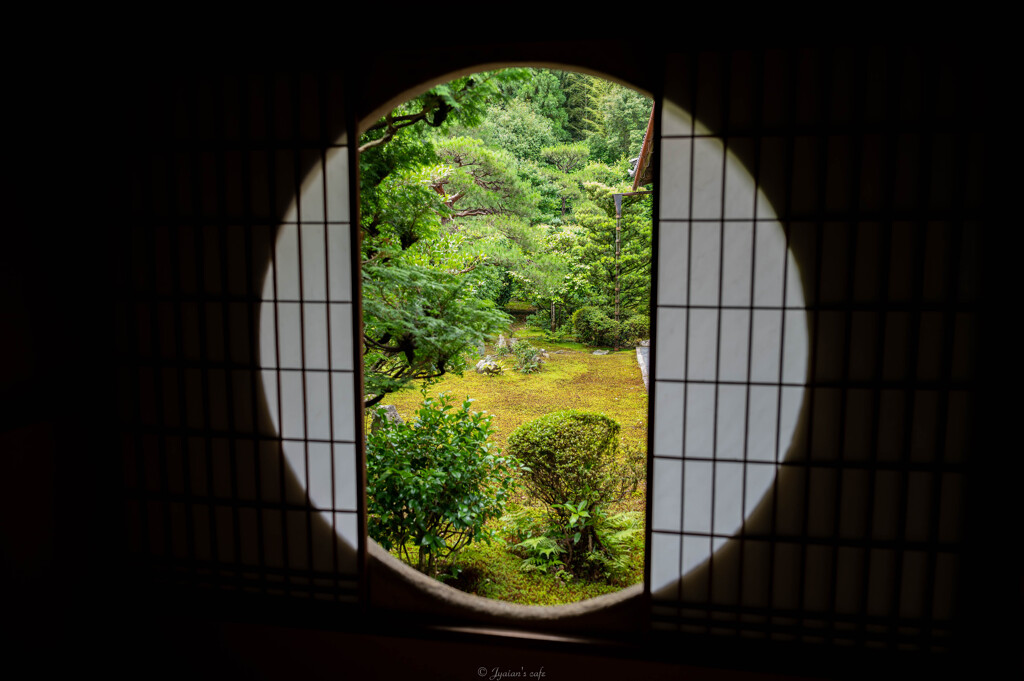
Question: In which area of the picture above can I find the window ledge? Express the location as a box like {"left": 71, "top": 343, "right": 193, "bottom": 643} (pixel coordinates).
{"left": 367, "top": 540, "right": 646, "bottom": 633}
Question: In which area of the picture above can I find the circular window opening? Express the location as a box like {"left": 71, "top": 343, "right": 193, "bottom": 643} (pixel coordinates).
{"left": 257, "top": 65, "right": 808, "bottom": 611}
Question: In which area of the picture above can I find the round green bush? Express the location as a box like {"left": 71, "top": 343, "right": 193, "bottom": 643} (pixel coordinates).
{"left": 621, "top": 314, "right": 649, "bottom": 345}
{"left": 570, "top": 307, "right": 589, "bottom": 340}
{"left": 506, "top": 411, "right": 643, "bottom": 577}
{"left": 573, "top": 307, "right": 648, "bottom": 347}
{"left": 506, "top": 410, "right": 621, "bottom": 511}
{"left": 571, "top": 306, "right": 606, "bottom": 345}
{"left": 591, "top": 315, "right": 621, "bottom": 347}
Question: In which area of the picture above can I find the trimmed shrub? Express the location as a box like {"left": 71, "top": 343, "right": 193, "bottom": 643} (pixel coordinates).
{"left": 571, "top": 306, "right": 604, "bottom": 345}
{"left": 506, "top": 411, "right": 644, "bottom": 576}
{"left": 507, "top": 410, "right": 621, "bottom": 510}
{"left": 571, "top": 306, "right": 618, "bottom": 347}
{"left": 590, "top": 314, "right": 621, "bottom": 347}
{"left": 621, "top": 313, "right": 649, "bottom": 346}
{"left": 365, "top": 390, "right": 523, "bottom": 575}
{"left": 573, "top": 306, "right": 649, "bottom": 347}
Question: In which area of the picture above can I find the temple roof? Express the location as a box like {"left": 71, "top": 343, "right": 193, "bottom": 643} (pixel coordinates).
{"left": 630, "top": 103, "right": 656, "bottom": 190}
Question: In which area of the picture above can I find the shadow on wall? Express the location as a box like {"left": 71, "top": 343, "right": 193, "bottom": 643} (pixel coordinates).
{"left": 114, "top": 47, "right": 976, "bottom": 645}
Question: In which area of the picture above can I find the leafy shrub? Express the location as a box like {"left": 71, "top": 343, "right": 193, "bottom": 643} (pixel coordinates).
{"left": 365, "top": 390, "right": 524, "bottom": 575}
{"left": 573, "top": 510, "right": 644, "bottom": 583}
{"left": 570, "top": 306, "right": 601, "bottom": 344}
{"left": 570, "top": 306, "right": 588, "bottom": 335}
{"left": 542, "top": 327, "right": 575, "bottom": 344}
{"left": 511, "top": 339, "right": 543, "bottom": 373}
{"left": 529, "top": 305, "right": 576, "bottom": 338}
{"left": 620, "top": 313, "right": 649, "bottom": 346}
{"left": 572, "top": 306, "right": 619, "bottom": 347}
{"left": 501, "top": 508, "right": 566, "bottom": 574}
{"left": 506, "top": 411, "right": 644, "bottom": 576}
{"left": 507, "top": 411, "right": 622, "bottom": 509}
{"left": 502, "top": 505, "right": 641, "bottom": 582}
{"left": 524, "top": 309, "right": 550, "bottom": 331}
{"left": 589, "top": 315, "right": 621, "bottom": 347}
{"left": 572, "top": 306, "right": 648, "bottom": 347}
{"left": 515, "top": 534, "right": 566, "bottom": 574}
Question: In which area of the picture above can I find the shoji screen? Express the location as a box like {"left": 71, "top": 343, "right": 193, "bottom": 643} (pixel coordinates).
{"left": 647, "top": 49, "right": 974, "bottom": 652}
{"left": 122, "top": 71, "right": 364, "bottom": 603}
{"left": 116, "top": 50, "right": 978, "bottom": 660}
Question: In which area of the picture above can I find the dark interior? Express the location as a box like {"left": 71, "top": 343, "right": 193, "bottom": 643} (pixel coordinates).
{"left": 2, "top": 39, "right": 1009, "bottom": 680}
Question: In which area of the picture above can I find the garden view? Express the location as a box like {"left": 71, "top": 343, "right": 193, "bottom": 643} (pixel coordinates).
{"left": 358, "top": 68, "right": 653, "bottom": 605}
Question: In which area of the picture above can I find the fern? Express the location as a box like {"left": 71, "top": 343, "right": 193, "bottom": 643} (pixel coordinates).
{"left": 514, "top": 534, "right": 565, "bottom": 573}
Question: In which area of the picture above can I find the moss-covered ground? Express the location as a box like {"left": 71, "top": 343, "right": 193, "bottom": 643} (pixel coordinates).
{"left": 372, "top": 324, "right": 648, "bottom": 605}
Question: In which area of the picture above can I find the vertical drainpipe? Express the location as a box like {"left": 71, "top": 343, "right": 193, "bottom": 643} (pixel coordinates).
{"left": 614, "top": 192, "right": 623, "bottom": 351}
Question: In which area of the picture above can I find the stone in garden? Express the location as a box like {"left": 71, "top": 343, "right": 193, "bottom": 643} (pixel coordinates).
{"left": 475, "top": 357, "right": 502, "bottom": 375}
{"left": 640, "top": 339, "right": 650, "bottom": 347}
{"left": 592, "top": 349, "right": 609, "bottom": 355}
{"left": 370, "top": 404, "right": 403, "bottom": 433}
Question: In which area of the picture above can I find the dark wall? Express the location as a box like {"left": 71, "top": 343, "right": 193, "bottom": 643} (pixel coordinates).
{"left": 2, "top": 39, "right": 1007, "bottom": 680}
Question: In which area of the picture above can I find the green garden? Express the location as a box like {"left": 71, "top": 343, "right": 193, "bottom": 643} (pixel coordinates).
{"left": 359, "top": 68, "right": 653, "bottom": 605}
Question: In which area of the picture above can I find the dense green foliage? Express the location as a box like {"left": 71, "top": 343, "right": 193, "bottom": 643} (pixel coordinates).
{"left": 377, "top": 326, "right": 648, "bottom": 450}
{"left": 375, "top": 328, "right": 649, "bottom": 600}
{"left": 365, "top": 390, "right": 523, "bottom": 575}
{"left": 507, "top": 411, "right": 620, "bottom": 509}
{"left": 572, "top": 306, "right": 620, "bottom": 347}
{"left": 572, "top": 307, "right": 650, "bottom": 348}
{"left": 360, "top": 68, "right": 654, "bottom": 598}
{"left": 450, "top": 506, "right": 644, "bottom": 603}
{"left": 573, "top": 182, "right": 652, "bottom": 318}
{"left": 506, "top": 411, "right": 644, "bottom": 576}
{"left": 621, "top": 314, "right": 650, "bottom": 346}
{"left": 510, "top": 339, "right": 543, "bottom": 374}
{"left": 359, "top": 71, "right": 526, "bottom": 407}
{"left": 360, "top": 68, "right": 654, "bottom": 407}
